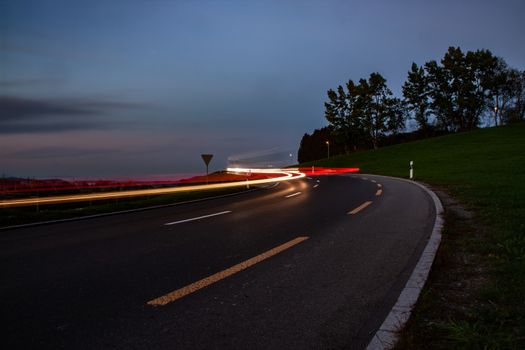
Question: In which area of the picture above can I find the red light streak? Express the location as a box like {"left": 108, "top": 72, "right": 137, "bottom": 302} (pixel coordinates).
{"left": 298, "top": 167, "right": 360, "bottom": 176}
{"left": 0, "top": 167, "right": 358, "bottom": 208}
{"left": 0, "top": 169, "right": 304, "bottom": 208}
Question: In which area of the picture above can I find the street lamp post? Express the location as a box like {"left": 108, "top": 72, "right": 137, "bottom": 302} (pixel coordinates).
{"left": 325, "top": 141, "right": 330, "bottom": 159}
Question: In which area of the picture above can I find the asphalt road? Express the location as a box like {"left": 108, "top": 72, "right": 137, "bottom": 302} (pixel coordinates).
{"left": 1, "top": 174, "right": 435, "bottom": 349}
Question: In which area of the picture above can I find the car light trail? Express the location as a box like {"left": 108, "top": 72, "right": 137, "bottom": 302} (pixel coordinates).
{"left": 0, "top": 168, "right": 305, "bottom": 208}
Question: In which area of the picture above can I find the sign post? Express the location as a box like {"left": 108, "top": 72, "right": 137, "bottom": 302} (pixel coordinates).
{"left": 201, "top": 154, "right": 213, "bottom": 184}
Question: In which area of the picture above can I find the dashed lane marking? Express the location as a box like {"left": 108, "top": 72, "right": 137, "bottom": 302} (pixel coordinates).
{"left": 348, "top": 201, "right": 373, "bottom": 215}
{"left": 285, "top": 192, "right": 302, "bottom": 198}
{"left": 147, "top": 236, "right": 310, "bottom": 306}
{"left": 164, "top": 211, "right": 231, "bottom": 226}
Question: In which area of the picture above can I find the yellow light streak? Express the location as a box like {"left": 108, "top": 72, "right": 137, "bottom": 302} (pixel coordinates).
{"left": 0, "top": 168, "right": 305, "bottom": 208}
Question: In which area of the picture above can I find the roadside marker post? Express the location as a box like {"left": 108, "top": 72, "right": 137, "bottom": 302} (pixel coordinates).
{"left": 410, "top": 161, "right": 414, "bottom": 179}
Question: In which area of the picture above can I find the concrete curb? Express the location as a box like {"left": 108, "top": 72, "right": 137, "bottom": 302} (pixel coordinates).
{"left": 363, "top": 175, "right": 444, "bottom": 350}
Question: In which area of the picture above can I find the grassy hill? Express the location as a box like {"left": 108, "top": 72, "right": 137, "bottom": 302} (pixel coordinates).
{"left": 303, "top": 122, "right": 525, "bottom": 348}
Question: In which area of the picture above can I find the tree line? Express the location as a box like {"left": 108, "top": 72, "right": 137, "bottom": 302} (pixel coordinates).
{"left": 298, "top": 47, "right": 525, "bottom": 163}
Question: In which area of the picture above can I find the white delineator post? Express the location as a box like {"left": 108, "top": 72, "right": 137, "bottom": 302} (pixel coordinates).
{"left": 410, "top": 160, "right": 414, "bottom": 179}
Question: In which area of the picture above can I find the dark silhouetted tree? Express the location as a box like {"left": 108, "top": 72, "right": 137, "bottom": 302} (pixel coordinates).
{"left": 403, "top": 63, "right": 431, "bottom": 131}
{"left": 324, "top": 73, "right": 405, "bottom": 150}
{"left": 358, "top": 73, "right": 405, "bottom": 149}
{"left": 485, "top": 58, "right": 512, "bottom": 126}
{"left": 421, "top": 47, "right": 499, "bottom": 131}
{"left": 297, "top": 126, "right": 344, "bottom": 163}
{"left": 324, "top": 81, "right": 365, "bottom": 152}
{"left": 503, "top": 69, "right": 525, "bottom": 123}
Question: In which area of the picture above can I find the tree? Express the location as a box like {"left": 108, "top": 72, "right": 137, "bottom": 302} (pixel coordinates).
{"left": 324, "top": 80, "right": 364, "bottom": 152}
{"left": 307, "top": 46, "right": 522, "bottom": 163}
{"left": 358, "top": 73, "right": 405, "bottom": 149}
{"left": 485, "top": 58, "right": 512, "bottom": 126}
{"left": 387, "top": 97, "right": 406, "bottom": 133}
{"left": 297, "top": 126, "right": 344, "bottom": 163}
{"left": 439, "top": 46, "right": 479, "bottom": 131}
{"left": 424, "top": 59, "right": 454, "bottom": 131}
{"left": 324, "top": 73, "right": 405, "bottom": 150}
{"left": 421, "top": 47, "right": 499, "bottom": 131}
{"left": 503, "top": 69, "right": 525, "bottom": 123}
{"left": 465, "top": 49, "right": 499, "bottom": 127}
{"left": 403, "top": 63, "right": 431, "bottom": 131}
{"left": 297, "top": 133, "right": 312, "bottom": 164}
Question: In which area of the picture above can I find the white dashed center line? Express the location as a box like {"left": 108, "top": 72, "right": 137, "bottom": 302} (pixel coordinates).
{"left": 164, "top": 211, "right": 232, "bottom": 226}
{"left": 285, "top": 192, "right": 302, "bottom": 198}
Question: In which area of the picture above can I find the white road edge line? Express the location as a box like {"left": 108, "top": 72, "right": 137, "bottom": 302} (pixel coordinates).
{"left": 364, "top": 174, "right": 444, "bottom": 350}
{"left": 165, "top": 211, "right": 232, "bottom": 226}
{"left": 285, "top": 192, "right": 302, "bottom": 198}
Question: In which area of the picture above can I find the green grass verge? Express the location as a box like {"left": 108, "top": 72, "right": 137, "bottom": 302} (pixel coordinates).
{"left": 0, "top": 186, "right": 251, "bottom": 228}
{"left": 303, "top": 122, "right": 525, "bottom": 348}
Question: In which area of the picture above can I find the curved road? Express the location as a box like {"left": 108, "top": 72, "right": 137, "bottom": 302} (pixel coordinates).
{"left": 1, "top": 174, "right": 435, "bottom": 349}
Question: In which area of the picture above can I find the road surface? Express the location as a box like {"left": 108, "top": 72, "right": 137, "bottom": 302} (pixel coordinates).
{"left": 1, "top": 174, "right": 435, "bottom": 349}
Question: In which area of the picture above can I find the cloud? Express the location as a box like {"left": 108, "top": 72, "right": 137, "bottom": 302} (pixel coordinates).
{"left": 0, "top": 78, "right": 64, "bottom": 88}
{"left": 0, "top": 120, "right": 106, "bottom": 134}
{"left": 3, "top": 42, "right": 112, "bottom": 65}
{"left": 0, "top": 96, "right": 93, "bottom": 121}
{"left": 5, "top": 146, "right": 120, "bottom": 159}
{"left": 0, "top": 95, "right": 146, "bottom": 134}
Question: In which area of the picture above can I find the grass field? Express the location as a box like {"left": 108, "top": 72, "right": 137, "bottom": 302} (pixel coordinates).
{"left": 303, "top": 122, "right": 525, "bottom": 348}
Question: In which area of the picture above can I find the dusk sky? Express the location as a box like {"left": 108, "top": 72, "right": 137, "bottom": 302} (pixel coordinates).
{"left": 1, "top": 0, "right": 524, "bottom": 178}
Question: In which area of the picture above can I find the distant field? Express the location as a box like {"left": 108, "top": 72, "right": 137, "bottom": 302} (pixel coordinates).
{"left": 0, "top": 182, "right": 254, "bottom": 228}
{"left": 302, "top": 122, "right": 525, "bottom": 348}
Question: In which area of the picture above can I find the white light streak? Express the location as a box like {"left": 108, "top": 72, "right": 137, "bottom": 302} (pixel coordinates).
{"left": 1, "top": 168, "right": 305, "bottom": 208}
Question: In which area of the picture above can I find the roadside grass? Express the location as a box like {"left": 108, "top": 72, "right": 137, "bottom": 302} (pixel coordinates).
{"left": 302, "top": 122, "right": 525, "bottom": 348}
{"left": 0, "top": 186, "right": 251, "bottom": 228}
